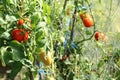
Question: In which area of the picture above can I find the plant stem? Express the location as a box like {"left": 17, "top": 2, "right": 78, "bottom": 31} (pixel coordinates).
{"left": 29, "top": 68, "right": 34, "bottom": 80}
{"left": 63, "top": 0, "right": 68, "bottom": 10}
{"left": 70, "top": 7, "right": 77, "bottom": 41}
{"left": 19, "top": 0, "right": 22, "bottom": 13}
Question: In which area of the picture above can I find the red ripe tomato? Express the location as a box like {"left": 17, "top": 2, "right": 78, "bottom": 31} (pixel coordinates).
{"left": 12, "top": 29, "right": 28, "bottom": 42}
{"left": 94, "top": 32, "right": 105, "bottom": 41}
{"left": 94, "top": 32, "right": 101, "bottom": 41}
{"left": 80, "top": 13, "right": 94, "bottom": 27}
{"left": 18, "top": 19, "right": 24, "bottom": 26}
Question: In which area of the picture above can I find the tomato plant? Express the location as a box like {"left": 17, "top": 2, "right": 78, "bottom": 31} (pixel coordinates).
{"left": 0, "top": 0, "right": 120, "bottom": 80}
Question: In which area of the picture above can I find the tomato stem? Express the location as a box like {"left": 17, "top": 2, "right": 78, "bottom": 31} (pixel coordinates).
{"left": 70, "top": 0, "right": 78, "bottom": 41}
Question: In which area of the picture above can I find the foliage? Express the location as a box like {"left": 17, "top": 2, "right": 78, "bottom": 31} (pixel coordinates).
{"left": 0, "top": 0, "right": 120, "bottom": 80}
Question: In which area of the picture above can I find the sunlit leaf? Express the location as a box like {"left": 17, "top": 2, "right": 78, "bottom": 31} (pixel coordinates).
{"left": 5, "top": 15, "right": 17, "bottom": 22}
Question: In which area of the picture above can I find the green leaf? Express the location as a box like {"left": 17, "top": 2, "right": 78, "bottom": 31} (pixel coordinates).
{"left": 21, "top": 59, "right": 33, "bottom": 68}
{"left": 0, "top": 31, "right": 11, "bottom": 40}
{"left": 9, "top": 61, "right": 23, "bottom": 79}
{"left": 43, "top": 2, "right": 51, "bottom": 16}
{"left": 85, "top": 30, "right": 92, "bottom": 35}
{"left": 117, "top": 59, "right": 120, "bottom": 67}
{"left": 9, "top": 40, "right": 26, "bottom": 61}
{"left": 97, "top": 60, "right": 104, "bottom": 68}
{"left": 68, "top": 71, "right": 74, "bottom": 80}
{"left": 31, "top": 12, "right": 41, "bottom": 28}
{"left": 0, "top": 46, "right": 12, "bottom": 66}
{"left": 3, "top": 48, "right": 12, "bottom": 64}
{"left": 0, "top": 47, "right": 8, "bottom": 67}
{"left": 5, "top": 15, "right": 17, "bottom": 22}
{"left": 29, "top": 52, "right": 34, "bottom": 63}
{"left": 0, "top": 38, "right": 4, "bottom": 47}
{"left": 0, "top": 27, "right": 5, "bottom": 34}
{"left": 0, "top": 18, "right": 7, "bottom": 24}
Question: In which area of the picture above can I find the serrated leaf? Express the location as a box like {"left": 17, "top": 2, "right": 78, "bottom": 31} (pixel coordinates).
{"left": 9, "top": 61, "right": 23, "bottom": 79}
{"left": 9, "top": 40, "right": 26, "bottom": 61}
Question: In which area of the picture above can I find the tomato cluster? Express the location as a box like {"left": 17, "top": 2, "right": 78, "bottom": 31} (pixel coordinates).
{"left": 12, "top": 19, "right": 29, "bottom": 42}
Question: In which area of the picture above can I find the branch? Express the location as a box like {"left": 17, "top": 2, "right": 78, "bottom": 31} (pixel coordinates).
{"left": 70, "top": 7, "right": 77, "bottom": 41}
{"left": 19, "top": 0, "right": 22, "bottom": 12}
{"left": 63, "top": 0, "right": 68, "bottom": 10}
{"left": 29, "top": 68, "right": 34, "bottom": 80}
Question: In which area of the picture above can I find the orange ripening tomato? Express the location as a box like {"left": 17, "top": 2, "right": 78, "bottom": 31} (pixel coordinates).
{"left": 39, "top": 51, "right": 52, "bottom": 66}
{"left": 18, "top": 19, "right": 24, "bottom": 26}
{"left": 80, "top": 13, "right": 94, "bottom": 27}
{"left": 43, "top": 54, "right": 52, "bottom": 66}
{"left": 12, "top": 28, "right": 28, "bottom": 42}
